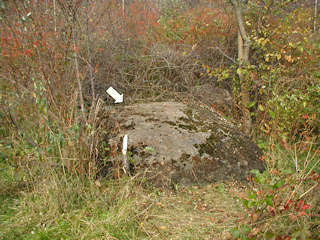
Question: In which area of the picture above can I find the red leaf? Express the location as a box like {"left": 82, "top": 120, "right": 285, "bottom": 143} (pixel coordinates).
{"left": 297, "top": 199, "right": 304, "bottom": 207}
{"left": 300, "top": 204, "right": 310, "bottom": 211}
{"left": 298, "top": 211, "right": 307, "bottom": 217}
{"left": 286, "top": 199, "right": 293, "bottom": 205}
{"left": 289, "top": 213, "right": 297, "bottom": 221}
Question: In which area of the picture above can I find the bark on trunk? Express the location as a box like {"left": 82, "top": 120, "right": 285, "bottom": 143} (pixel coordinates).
{"left": 230, "top": 0, "right": 252, "bottom": 136}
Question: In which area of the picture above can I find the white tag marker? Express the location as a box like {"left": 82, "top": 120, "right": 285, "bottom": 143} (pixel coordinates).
{"left": 122, "top": 134, "right": 129, "bottom": 173}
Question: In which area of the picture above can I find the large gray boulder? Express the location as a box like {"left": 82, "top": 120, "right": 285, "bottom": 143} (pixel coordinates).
{"left": 101, "top": 101, "right": 264, "bottom": 187}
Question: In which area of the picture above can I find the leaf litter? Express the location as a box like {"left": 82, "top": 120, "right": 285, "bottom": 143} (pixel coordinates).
{"left": 140, "top": 181, "right": 248, "bottom": 239}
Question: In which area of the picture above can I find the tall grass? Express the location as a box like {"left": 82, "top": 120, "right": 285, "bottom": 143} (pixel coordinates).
{"left": 0, "top": 173, "right": 155, "bottom": 239}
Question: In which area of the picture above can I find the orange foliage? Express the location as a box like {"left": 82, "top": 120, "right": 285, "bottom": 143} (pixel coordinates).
{"left": 157, "top": 5, "right": 236, "bottom": 47}
{"left": 123, "top": 0, "right": 159, "bottom": 43}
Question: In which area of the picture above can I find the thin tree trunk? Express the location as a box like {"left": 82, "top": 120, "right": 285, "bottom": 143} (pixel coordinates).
{"left": 314, "top": 0, "right": 318, "bottom": 32}
{"left": 71, "top": 9, "right": 86, "bottom": 175}
{"left": 86, "top": 0, "right": 95, "bottom": 118}
{"left": 53, "top": 0, "right": 57, "bottom": 32}
{"left": 238, "top": 29, "right": 244, "bottom": 60}
{"left": 86, "top": 0, "right": 97, "bottom": 172}
{"left": 231, "top": 0, "right": 249, "bottom": 63}
{"left": 230, "top": 0, "right": 252, "bottom": 135}
{"left": 70, "top": 6, "right": 86, "bottom": 124}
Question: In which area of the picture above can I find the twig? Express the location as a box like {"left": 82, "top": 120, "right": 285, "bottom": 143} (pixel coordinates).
{"left": 208, "top": 46, "right": 238, "bottom": 64}
{"left": 192, "top": 170, "right": 201, "bottom": 185}
{"left": 299, "top": 182, "right": 319, "bottom": 199}
{"left": 127, "top": 202, "right": 155, "bottom": 222}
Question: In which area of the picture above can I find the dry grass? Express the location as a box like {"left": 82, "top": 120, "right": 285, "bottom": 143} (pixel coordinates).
{"left": 0, "top": 167, "right": 247, "bottom": 240}
{"left": 1, "top": 143, "right": 319, "bottom": 239}
{"left": 141, "top": 182, "right": 247, "bottom": 239}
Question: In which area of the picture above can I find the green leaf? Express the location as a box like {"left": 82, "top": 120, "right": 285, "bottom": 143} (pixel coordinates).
{"left": 247, "top": 101, "right": 257, "bottom": 108}
{"left": 250, "top": 169, "right": 261, "bottom": 176}
{"left": 272, "top": 179, "right": 283, "bottom": 189}
{"left": 264, "top": 232, "right": 275, "bottom": 240}
{"left": 291, "top": 229, "right": 302, "bottom": 238}
{"left": 0, "top": 1, "right": 6, "bottom": 9}
{"left": 229, "top": 227, "right": 241, "bottom": 238}
{"left": 251, "top": 170, "right": 266, "bottom": 184}
{"left": 243, "top": 199, "right": 251, "bottom": 208}
{"left": 241, "top": 224, "right": 251, "bottom": 233}
{"left": 269, "top": 111, "right": 276, "bottom": 119}
{"left": 257, "top": 141, "right": 268, "bottom": 150}
{"left": 303, "top": 101, "right": 307, "bottom": 108}
{"left": 314, "top": 72, "right": 320, "bottom": 78}
{"left": 243, "top": 199, "right": 256, "bottom": 208}
{"left": 247, "top": 190, "right": 257, "bottom": 200}
{"left": 257, "top": 176, "right": 265, "bottom": 184}
{"left": 265, "top": 195, "right": 274, "bottom": 206}
{"left": 248, "top": 201, "right": 256, "bottom": 208}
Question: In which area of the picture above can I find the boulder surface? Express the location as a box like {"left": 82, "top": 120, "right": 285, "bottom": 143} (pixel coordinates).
{"left": 101, "top": 101, "right": 264, "bottom": 187}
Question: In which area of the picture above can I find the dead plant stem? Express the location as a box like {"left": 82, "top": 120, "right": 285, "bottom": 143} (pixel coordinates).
{"left": 71, "top": 9, "right": 86, "bottom": 124}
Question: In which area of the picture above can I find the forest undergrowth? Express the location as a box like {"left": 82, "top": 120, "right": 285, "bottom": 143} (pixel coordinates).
{"left": 1, "top": 0, "right": 320, "bottom": 239}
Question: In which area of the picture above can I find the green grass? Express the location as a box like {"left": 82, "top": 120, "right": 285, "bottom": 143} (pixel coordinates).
{"left": 0, "top": 174, "right": 150, "bottom": 239}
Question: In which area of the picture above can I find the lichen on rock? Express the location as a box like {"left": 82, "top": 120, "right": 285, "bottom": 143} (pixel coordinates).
{"left": 100, "top": 101, "right": 264, "bottom": 187}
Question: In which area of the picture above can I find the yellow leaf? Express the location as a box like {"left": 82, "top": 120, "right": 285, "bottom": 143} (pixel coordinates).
{"left": 259, "top": 104, "right": 265, "bottom": 112}
{"left": 94, "top": 180, "right": 101, "bottom": 187}
{"left": 285, "top": 55, "right": 293, "bottom": 62}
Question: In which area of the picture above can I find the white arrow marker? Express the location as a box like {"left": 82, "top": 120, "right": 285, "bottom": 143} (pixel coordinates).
{"left": 106, "top": 86, "right": 123, "bottom": 103}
